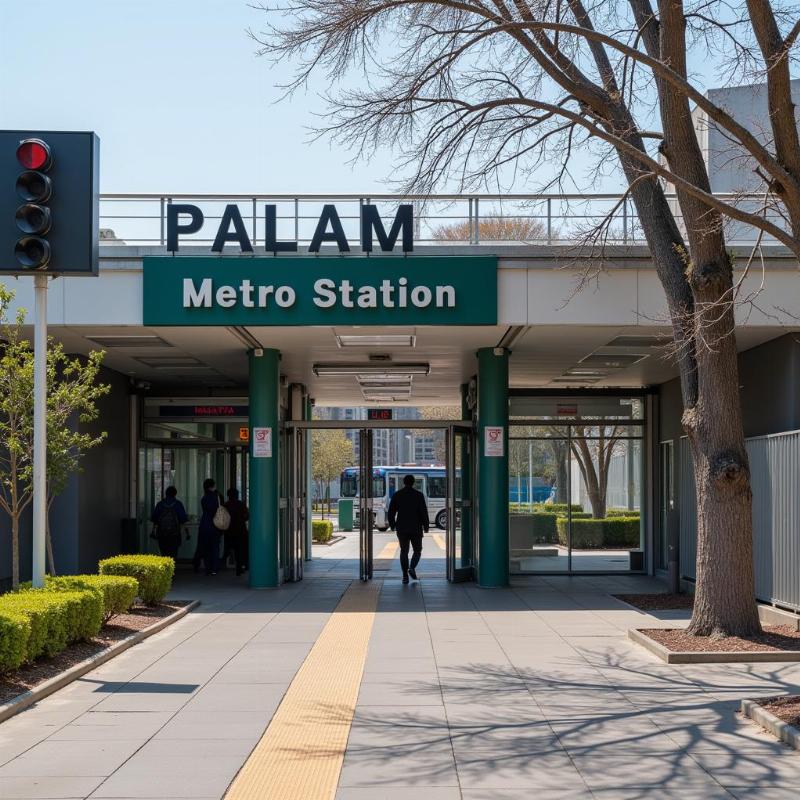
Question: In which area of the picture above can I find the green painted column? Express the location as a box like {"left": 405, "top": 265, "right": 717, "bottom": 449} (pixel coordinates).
{"left": 248, "top": 348, "right": 280, "bottom": 588}
{"left": 477, "top": 347, "right": 509, "bottom": 587}
{"left": 304, "top": 396, "right": 313, "bottom": 561}
{"left": 460, "top": 383, "right": 474, "bottom": 570}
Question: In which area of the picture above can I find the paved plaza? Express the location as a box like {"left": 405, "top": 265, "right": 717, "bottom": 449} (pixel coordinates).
{"left": 1, "top": 536, "right": 800, "bottom": 799}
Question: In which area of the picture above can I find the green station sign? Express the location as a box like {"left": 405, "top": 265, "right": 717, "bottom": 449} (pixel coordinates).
{"left": 142, "top": 256, "right": 497, "bottom": 326}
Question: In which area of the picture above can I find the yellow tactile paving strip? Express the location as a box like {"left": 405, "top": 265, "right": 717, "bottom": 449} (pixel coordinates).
{"left": 432, "top": 532, "right": 447, "bottom": 551}
{"left": 373, "top": 540, "right": 399, "bottom": 571}
{"left": 224, "top": 581, "right": 381, "bottom": 800}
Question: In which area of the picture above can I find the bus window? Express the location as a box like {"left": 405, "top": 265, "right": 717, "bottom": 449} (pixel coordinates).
{"left": 372, "top": 474, "right": 386, "bottom": 498}
{"left": 427, "top": 476, "right": 447, "bottom": 498}
{"left": 341, "top": 474, "right": 358, "bottom": 497}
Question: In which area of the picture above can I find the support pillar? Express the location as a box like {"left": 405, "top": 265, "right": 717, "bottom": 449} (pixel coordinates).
{"left": 477, "top": 347, "right": 509, "bottom": 587}
{"left": 249, "top": 348, "right": 280, "bottom": 588}
{"left": 460, "top": 383, "right": 474, "bottom": 570}
{"left": 304, "top": 396, "right": 313, "bottom": 561}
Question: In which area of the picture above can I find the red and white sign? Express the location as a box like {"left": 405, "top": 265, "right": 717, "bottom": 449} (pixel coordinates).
{"left": 484, "top": 426, "right": 504, "bottom": 457}
{"left": 252, "top": 426, "right": 272, "bottom": 458}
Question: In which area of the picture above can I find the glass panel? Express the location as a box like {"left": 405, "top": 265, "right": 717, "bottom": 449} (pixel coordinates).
{"left": 658, "top": 441, "right": 674, "bottom": 571}
{"left": 510, "top": 396, "right": 645, "bottom": 421}
{"left": 453, "top": 430, "right": 474, "bottom": 570}
{"left": 570, "top": 431, "right": 643, "bottom": 572}
{"left": 508, "top": 432, "right": 570, "bottom": 573}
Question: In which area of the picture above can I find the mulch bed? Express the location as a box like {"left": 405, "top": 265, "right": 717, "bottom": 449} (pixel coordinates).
{"left": 0, "top": 601, "right": 189, "bottom": 705}
{"left": 641, "top": 625, "right": 800, "bottom": 653}
{"left": 757, "top": 695, "right": 800, "bottom": 727}
{"left": 615, "top": 593, "right": 694, "bottom": 611}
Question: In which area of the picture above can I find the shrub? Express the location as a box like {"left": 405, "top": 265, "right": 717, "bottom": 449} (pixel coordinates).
{"left": 530, "top": 512, "right": 558, "bottom": 543}
{"left": 534, "top": 503, "right": 583, "bottom": 514}
{"left": 556, "top": 517, "right": 641, "bottom": 549}
{"left": 312, "top": 520, "right": 334, "bottom": 543}
{"left": 606, "top": 508, "right": 641, "bottom": 518}
{"left": 562, "top": 511, "right": 593, "bottom": 520}
{"left": 0, "top": 611, "right": 29, "bottom": 673}
{"left": 46, "top": 575, "right": 138, "bottom": 622}
{"left": 0, "top": 588, "right": 102, "bottom": 660}
{"left": 99, "top": 555, "right": 175, "bottom": 605}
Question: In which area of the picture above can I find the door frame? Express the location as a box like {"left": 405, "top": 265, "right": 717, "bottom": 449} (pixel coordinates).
{"left": 447, "top": 423, "right": 476, "bottom": 582}
{"left": 359, "top": 428, "right": 374, "bottom": 581}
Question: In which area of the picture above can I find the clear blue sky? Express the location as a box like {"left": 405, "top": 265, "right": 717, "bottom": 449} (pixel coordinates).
{"left": 0, "top": 0, "right": 704, "bottom": 197}
{"left": 0, "top": 0, "right": 397, "bottom": 193}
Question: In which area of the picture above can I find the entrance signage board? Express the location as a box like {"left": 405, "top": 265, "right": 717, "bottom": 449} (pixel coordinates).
{"left": 484, "top": 426, "right": 505, "bottom": 457}
{"left": 252, "top": 427, "right": 272, "bottom": 457}
{"left": 143, "top": 256, "right": 497, "bottom": 326}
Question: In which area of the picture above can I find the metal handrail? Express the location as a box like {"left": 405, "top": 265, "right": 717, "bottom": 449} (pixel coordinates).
{"left": 96, "top": 191, "right": 782, "bottom": 248}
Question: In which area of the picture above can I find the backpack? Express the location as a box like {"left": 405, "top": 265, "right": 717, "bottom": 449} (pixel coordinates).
{"left": 157, "top": 502, "right": 180, "bottom": 536}
{"left": 213, "top": 494, "right": 231, "bottom": 531}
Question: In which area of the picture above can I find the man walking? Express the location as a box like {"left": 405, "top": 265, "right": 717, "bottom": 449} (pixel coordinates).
{"left": 388, "top": 474, "right": 429, "bottom": 584}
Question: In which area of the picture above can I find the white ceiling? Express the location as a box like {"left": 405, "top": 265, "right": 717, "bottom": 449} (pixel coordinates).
{"left": 38, "top": 322, "right": 792, "bottom": 406}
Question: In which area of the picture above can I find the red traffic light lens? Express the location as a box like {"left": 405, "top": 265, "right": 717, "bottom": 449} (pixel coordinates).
{"left": 16, "top": 139, "right": 52, "bottom": 171}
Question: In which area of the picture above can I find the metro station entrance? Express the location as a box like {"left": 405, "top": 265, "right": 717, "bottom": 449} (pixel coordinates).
{"left": 284, "top": 421, "right": 475, "bottom": 583}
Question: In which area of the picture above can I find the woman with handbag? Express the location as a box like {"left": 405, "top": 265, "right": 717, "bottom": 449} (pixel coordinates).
{"left": 195, "top": 478, "right": 230, "bottom": 575}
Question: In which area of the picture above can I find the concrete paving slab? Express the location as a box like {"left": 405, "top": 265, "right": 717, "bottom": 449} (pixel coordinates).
{"left": 0, "top": 775, "right": 105, "bottom": 799}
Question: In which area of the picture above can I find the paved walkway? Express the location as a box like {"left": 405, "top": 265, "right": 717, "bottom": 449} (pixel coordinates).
{"left": 2, "top": 544, "right": 800, "bottom": 798}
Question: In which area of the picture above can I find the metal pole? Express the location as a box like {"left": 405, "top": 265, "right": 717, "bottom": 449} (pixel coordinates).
{"left": 32, "top": 274, "right": 48, "bottom": 587}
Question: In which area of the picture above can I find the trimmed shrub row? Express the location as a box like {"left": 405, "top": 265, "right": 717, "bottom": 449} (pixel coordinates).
{"left": 606, "top": 508, "right": 641, "bottom": 518}
{"left": 0, "top": 555, "right": 176, "bottom": 674}
{"left": 556, "top": 517, "right": 641, "bottom": 549}
{"left": 46, "top": 575, "right": 139, "bottom": 622}
{"left": 0, "top": 588, "right": 103, "bottom": 672}
{"left": 312, "top": 520, "right": 334, "bottom": 543}
{"left": 99, "top": 555, "right": 175, "bottom": 606}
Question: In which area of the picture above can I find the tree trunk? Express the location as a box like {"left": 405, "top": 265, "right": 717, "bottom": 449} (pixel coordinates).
{"left": 46, "top": 500, "right": 56, "bottom": 576}
{"left": 11, "top": 513, "right": 19, "bottom": 589}
{"left": 684, "top": 292, "right": 760, "bottom": 636}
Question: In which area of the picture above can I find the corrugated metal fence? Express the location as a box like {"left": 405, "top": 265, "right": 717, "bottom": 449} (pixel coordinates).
{"left": 679, "top": 430, "right": 800, "bottom": 611}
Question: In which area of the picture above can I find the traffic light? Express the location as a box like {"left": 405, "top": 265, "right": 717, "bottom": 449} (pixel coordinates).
{"left": 14, "top": 138, "right": 53, "bottom": 269}
{"left": 1, "top": 130, "right": 99, "bottom": 275}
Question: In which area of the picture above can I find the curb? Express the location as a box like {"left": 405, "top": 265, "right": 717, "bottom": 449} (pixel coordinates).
{"left": 742, "top": 698, "right": 800, "bottom": 749}
{"left": 0, "top": 599, "right": 200, "bottom": 725}
{"left": 628, "top": 628, "right": 800, "bottom": 664}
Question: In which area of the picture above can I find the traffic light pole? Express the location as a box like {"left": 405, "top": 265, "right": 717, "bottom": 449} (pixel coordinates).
{"left": 32, "top": 273, "right": 48, "bottom": 588}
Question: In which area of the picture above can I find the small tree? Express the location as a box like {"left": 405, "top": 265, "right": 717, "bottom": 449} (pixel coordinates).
{"left": 0, "top": 286, "right": 34, "bottom": 588}
{"left": 45, "top": 345, "right": 110, "bottom": 574}
{"left": 311, "top": 430, "right": 355, "bottom": 517}
{"left": 432, "top": 215, "right": 551, "bottom": 242}
{"left": 569, "top": 425, "right": 622, "bottom": 519}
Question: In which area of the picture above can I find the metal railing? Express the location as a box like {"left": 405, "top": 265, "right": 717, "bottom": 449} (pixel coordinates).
{"left": 680, "top": 430, "right": 800, "bottom": 612}
{"left": 97, "top": 192, "right": 783, "bottom": 248}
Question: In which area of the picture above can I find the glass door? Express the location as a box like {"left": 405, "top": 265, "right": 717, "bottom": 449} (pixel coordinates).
{"left": 359, "top": 428, "right": 374, "bottom": 581}
{"left": 447, "top": 424, "right": 475, "bottom": 582}
{"left": 289, "top": 427, "right": 306, "bottom": 581}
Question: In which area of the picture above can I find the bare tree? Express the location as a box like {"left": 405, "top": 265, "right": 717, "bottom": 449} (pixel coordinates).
{"left": 570, "top": 425, "right": 623, "bottom": 519}
{"left": 256, "top": 0, "right": 800, "bottom": 635}
{"left": 433, "top": 214, "right": 549, "bottom": 241}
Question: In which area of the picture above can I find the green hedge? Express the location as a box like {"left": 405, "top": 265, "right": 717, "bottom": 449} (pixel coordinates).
{"left": 0, "top": 588, "right": 103, "bottom": 662}
{"left": 46, "top": 575, "right": 138, "bottom": 622}
{"left": 606, "top": 508, "right": 641, "bottom": 518}
{"left": 99, "top": 555, "right": 175, "bottom": 605}
{"left": 556, "top": 517, "right": 641, "bottom": 549}
{"left": 534, "top": 503, "right": 583, "bottom": 514}
{"left": 312, "top": 520, "right": 334, "bottom": 543}
{"left": 0, "top": 611, "right": 29, "bottom": 673}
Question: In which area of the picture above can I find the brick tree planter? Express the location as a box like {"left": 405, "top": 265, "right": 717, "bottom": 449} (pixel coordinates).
{"left": 742, "top": 698, "right": 800, "bottom": 750}
{"left": 0, "top": 599, "right": 200, "bottom": 724}
{"left": 628, "top": 628, "right": 800, "bottom": 664}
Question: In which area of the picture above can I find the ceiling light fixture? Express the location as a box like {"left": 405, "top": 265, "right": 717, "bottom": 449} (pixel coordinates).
{"left": 335, "top": 333, "right": 416, "bottom": 348}
{"left": 313, "top": 362, "right": 430, "bottom": 377}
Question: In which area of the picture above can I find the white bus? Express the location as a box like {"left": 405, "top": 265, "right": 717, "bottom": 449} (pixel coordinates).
{"left": 340, "top": 465, "right": 449, "bottom": 530}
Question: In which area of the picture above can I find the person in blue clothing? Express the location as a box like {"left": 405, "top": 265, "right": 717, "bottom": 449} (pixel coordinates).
{"left": 195, "top": 478, "right": 224, "bottom": 575}
{"left": 151, "top": 486, "right": 188, "bottom": 561}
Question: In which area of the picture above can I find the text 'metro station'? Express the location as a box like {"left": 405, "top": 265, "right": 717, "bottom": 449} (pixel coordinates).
{"left": 168, "top": 203, "right": 414, "bottom": 254}
{"left": 0, "top": 131, "right": 99, "bottom": 275}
